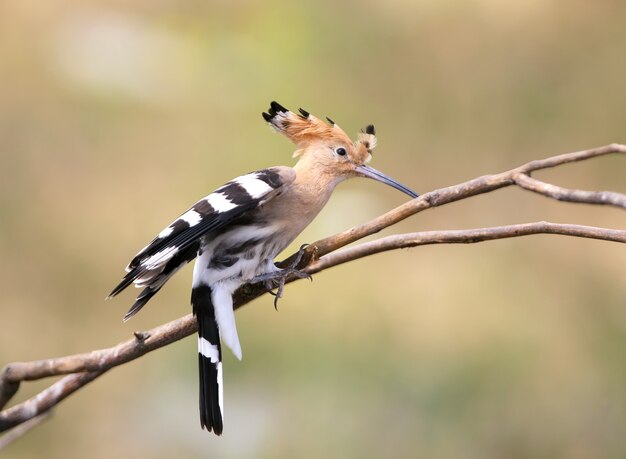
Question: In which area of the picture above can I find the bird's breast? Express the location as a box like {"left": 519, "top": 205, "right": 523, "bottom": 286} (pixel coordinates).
{"left": 194, "top": 179, "right": 335, "bottom": 286}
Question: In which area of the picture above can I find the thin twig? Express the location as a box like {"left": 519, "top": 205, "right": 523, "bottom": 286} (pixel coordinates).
{"left": 0, "top": 411, "right": 52, "bottom": 450}
{"left": 518, "top": 143, "right": 626, "bottom": 172}
{"left": 513, "top": 173, "right": 626, "bottom": 208}
{"left": 0, "top": 372, "right": 102, "bottom": 433}
{"left": 0, "top": 314, "right": 198, "bottom": 431}
{"left": 1, "top": 315, "right": 197, "bottom": 385}
{"left": 308, "top": 222, "right": 626, "bottom": 272}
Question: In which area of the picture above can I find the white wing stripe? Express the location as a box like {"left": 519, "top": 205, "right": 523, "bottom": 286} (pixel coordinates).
{"left": 157, "top": 226, "right": 174, "bottom": 238}
{"left": 206, "top": 193, "right": 237, "bottom": 213}
{"left": 141, "top": 246, "right": 179, "bottom": 269}
{"left": 180, "top": 209, "right": 202, "bottom": 226}
{"left": 235, "top": 174, "right": 274, "bottom": 199}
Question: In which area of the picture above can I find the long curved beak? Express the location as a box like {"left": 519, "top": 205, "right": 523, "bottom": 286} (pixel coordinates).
{"left": 355, "top": 164, "right": 419, "bottom": 198}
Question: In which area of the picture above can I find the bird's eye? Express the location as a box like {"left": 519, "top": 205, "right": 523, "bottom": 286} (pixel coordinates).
{"left": 335, "top": 147, "right": 347, "bottom": 156}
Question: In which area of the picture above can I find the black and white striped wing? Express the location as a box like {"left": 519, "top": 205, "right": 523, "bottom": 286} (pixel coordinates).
{"left": 108, "top": 167, "right": 292, "bottom": 320}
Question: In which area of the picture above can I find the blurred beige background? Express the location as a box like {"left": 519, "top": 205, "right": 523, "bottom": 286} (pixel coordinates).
{"left": 1, "top": 1, "right": 625, "bottom": 458}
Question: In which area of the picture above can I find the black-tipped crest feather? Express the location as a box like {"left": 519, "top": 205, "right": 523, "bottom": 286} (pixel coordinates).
{"left": 270, "top": 101, "right": 287, "bottom": 113}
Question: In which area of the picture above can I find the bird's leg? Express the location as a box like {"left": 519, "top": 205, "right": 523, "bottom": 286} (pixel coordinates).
{"left": 251, "top": 244, "right": 312, "bottom": 309}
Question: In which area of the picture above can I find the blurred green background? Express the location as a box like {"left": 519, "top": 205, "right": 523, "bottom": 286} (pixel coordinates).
{"left": 1, "top": 1, "right": 625, "bottom": 458}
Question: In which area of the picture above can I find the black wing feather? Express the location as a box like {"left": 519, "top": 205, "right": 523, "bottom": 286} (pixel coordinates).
{"left": 108, "top": 168, "right": 289, "bottom": 311}
{"left": 109, "top": 200, "right": 258, "bottom": 298}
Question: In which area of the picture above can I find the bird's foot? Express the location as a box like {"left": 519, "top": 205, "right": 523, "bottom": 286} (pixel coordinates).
{"left": 251, "top": 244, "right": 312, "bottom": 309}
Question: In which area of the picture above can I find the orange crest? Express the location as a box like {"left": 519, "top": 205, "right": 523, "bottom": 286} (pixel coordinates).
{"left": 263, "top": 101, "right": 377, "bottom": 161}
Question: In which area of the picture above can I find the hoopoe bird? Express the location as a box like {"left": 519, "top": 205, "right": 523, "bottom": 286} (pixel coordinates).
{"left": 108, "top": 101, "right": 418, "bottom": 435}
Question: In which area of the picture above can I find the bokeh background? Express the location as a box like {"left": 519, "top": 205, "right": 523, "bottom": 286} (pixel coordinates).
{"left": 2, "top": 1, "right": 625, "bottom": 458}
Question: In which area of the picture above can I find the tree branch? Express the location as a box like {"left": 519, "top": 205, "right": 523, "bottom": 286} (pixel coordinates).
{"left": 308, "top": 222, "right": 626, "bottom": 272}
{"left": 513, "top": 173, "right": 626, "bottom": 207}
{"left": 0, "top": 411, "right": 52, "bottom": 450}
{"left": 307, "top": 143, "right": 626, "bottom": 259}
{"left": 1, "top": 143, "right": 624, "bottom": 446}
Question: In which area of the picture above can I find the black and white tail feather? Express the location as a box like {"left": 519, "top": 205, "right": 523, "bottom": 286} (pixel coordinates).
{"left": 108, "top": 167, "right": 293, "bottom": 435}
{"left": 193, "top": 285, "right": 223, "bottom": 434}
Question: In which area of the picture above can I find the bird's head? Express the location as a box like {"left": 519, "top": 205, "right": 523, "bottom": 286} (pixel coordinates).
{"left": 262, "top": 101, "right": 418, "bottom": 198}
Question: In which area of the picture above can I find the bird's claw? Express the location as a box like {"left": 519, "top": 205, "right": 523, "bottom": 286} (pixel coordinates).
{"left": 251, "top": 244, "right": 313, "bottom": 310}
{"left": 253, "top": 267, "right": 312, "bottom": 309}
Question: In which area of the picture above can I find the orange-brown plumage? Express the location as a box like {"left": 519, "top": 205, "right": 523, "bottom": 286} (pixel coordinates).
{"left": 263, "top": 101, "right": 374, "bottom": 164}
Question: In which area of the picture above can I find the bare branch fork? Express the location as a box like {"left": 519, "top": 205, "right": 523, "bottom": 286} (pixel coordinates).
{"left": 1, "top": 143, "right": 625, "bottom": 445}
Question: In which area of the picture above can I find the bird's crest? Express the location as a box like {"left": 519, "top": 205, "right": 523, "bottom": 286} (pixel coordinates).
{"left": 263, "top": 101, "right": 376, "bottom": 160}
{"left": 355, "top": 124, "right": 377, "bottom": 158}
